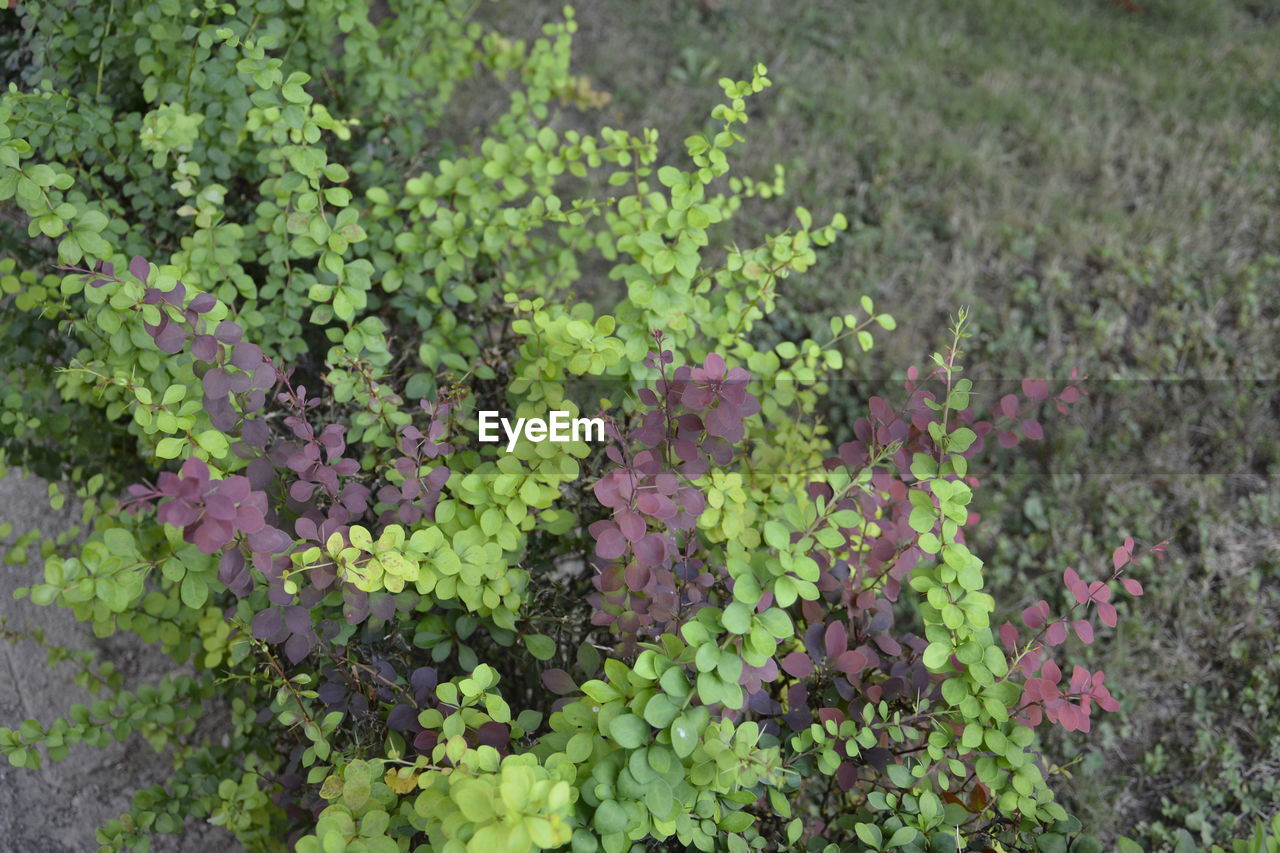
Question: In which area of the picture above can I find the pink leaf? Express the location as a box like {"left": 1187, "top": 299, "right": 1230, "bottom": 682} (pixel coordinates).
{"left": 1046, "top": 621, "right": 1067, "bottom": 646}
{"left": 1022, "top": 378, "right": 1049, "bottom": 400}
{"left": 1064, "top": 569, "right": 1088, "bottom": 604}
{"left": 1097, "top": 601, "right": 1118, "bottom": 628}
{"left": 595, "top": 526, "right": 627, "bottom": 560}
{"left": 1112, "top": 546, "right": 1129, "bottom": 571}
{"left": 1121, "top": 577, "right": 1144, "bottom": 596}
{"left": 1073, "top": 620, "right": 1094, "bottom": 644}
{"left": 616, "top": 509, "right": 646, "bottom": 542}
{"left": 834, "top": 649, "right": 868, "bottom": 677}
{"left": 1020, "top": 419, "right": 1043, "bottom": 440}
{"left": 624, "top": 564, "right": 651, "bottom": 591}
{"left": 632, "top": 534, "right": 666, "bottom": 567}
{"left": 1043, "top": 659, "right": 1062, "bottom": 684}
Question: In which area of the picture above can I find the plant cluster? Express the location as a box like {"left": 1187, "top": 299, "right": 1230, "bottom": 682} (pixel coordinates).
{"left": 1, "top": 2, "right": 1162, "bottom": 851}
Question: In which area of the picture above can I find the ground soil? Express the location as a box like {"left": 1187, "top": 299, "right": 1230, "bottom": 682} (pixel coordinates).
{"left": 0, "top": 475, "right": 240, "bottom": 852}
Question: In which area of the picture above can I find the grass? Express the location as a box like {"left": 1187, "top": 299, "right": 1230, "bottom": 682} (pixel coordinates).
{"left": 490, "top": 0, "right": 1280, "bottom": 845}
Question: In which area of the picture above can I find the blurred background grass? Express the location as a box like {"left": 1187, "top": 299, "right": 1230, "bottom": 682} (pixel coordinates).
{"left": 489, "top": 0, "right": 1280, "bottom": 846}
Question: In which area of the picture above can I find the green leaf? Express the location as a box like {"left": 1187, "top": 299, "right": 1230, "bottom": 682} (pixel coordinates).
{"left": 855, "top": 823, "right": 883, "bottom": 849}
{"left": 566, "top": 731, "right": 594, "bottom": 763}
{"left": 348, "top": 525, "right": 373, "bottom": 550}
{"left": 886, "top": 763, "right": 914, "bottom": 789}
{"left": 593, "top": 799, "right": 628, "bottom": 835}
{"left": 281, "top": 83, "right": 309, "bottom": 103}
{"left": 333, "top": 290, "right": 353, "bottom": 321}
{"left": 722, "top": 601, "right": 752, "bottom": 634}
{"left": 609, "top": 713, "right": 648, "bottom": 749}
{"left": 524, "top": 633, "right": 556, "bottom": 661}
{"left": 887, "top": 826, "right": 918, "bottom": 847}
{"left": 102, "top": 528, "right": 134, "bottom": 555}
{"left": 642, "top": 694, "right": 679, "bottom": 728}
{"left": 644, "top": 779, "right": 673, "bottom": 818}
{"left": 659, "top": 666, "right": 689, "bottom": 698}
{"left": 719, "top": 811, "right": 753, "bottom": 832}
{"left": 948, "top": 427, "right": 976, "bottom": 452}
{"left": 922, "top": 643, "right": 951, "bottom": 670}
{"left": 670, "top": 714, "right": 698, "bottom": 758}
{"left": 756, "top": 608, "right": 792, "bottom": 639}
{"left": 194, "top": 430, "right": 229, "bottom": 458}
{"left": 161, "top": 384, "right": 187, "bottom": 405}
{"left": 1038, "top": 833, "right": 1067, "bottom": 853}
{"left": 763, "top": 520, "right": 790, "bottom": 550}
{"left": 180, "top": 573, "right": 208, "bottom": 609}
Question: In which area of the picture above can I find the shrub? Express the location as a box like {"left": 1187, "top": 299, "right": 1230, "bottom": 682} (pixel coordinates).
{"left": 1, "top": 2, "right": 1156, "bottom": 851}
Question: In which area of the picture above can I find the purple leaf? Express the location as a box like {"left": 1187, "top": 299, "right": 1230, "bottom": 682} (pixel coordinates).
{"left": 188, "top": 293, "right": 216, "bottom": 314}
{"left": 193, "top": 519, "right": 232, "bottom": 553}
{"left": 232, "top": 342, "right": 264, "bottom": 370}
{"left": 541, "top": 669, "right": 576, "bottom": 695}
{"left": 824, "top": 621, "right": 848, "bottom": 660}
{"left": 387, "top": 704, "right": 417, "bottom": 732}
{"left": 248, "top": 526, "right": 291, "bottom": 555}
{"left": 704, "top": 404, "right": 744, "bottom": 442}
{"left": 632, "top": 534, "right": 666, "bottom": 567}
{"left": 204, "top": 494, "right": 237, "bottom": 522}
{"left": 284, "top": 632, "right": 313, "bottom": 663}
{"left": 780, "top": 652, "right": 813, "bottom": 678}
{"left": 251, "top": 607, "right": 284, "bottom": 640}
{"left": 410, "top": 667, "right": 438, "bottom": 701}
{"left": 129, "top": 256, "right": 150, "bottom": 281}
{"left": 154, "top": 322, "right": 187, "bottom": 354}
{"left": 476, "top": 721, "right": 509, "bottom": 749}
{"left": 834, "top": 649, "right": 867, "bottom": 677}
{"left": 203, "top": 368, "right": 230, "bottom": 397}
{"left": 214, "top": 320, "right": 243, "bottom": 344}
{"left": 284, "top": 606, "right": 311, "bottom": 635}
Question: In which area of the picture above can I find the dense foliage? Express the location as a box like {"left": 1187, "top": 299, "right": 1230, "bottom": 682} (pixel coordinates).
{"left": 0, "top": 2, "right": 1199, "bottom": 851}
{"left": 554, "top": 3, "right": 1280, "bottom": 846}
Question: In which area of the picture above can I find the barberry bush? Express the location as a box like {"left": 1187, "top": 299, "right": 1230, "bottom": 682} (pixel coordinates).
{"left": 1, "top": 2, "right": 1157, "bottom": 851}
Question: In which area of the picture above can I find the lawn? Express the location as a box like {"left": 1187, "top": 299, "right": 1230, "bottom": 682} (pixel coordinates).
{"left": 487, "top": 0, "right": 1280, "bottom": 845}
